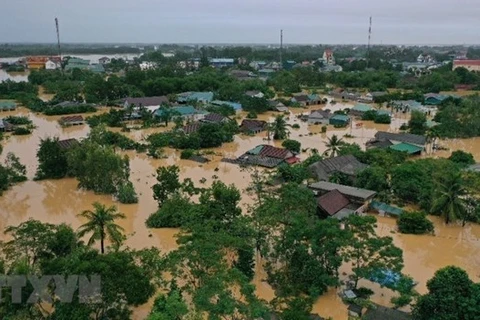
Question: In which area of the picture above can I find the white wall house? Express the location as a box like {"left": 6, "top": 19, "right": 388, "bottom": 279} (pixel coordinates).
{"left": 45, "top": 60, "right": 60, "bottom": 70}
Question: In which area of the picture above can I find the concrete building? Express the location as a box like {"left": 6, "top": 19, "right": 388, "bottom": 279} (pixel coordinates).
{"left": 453, "top": 60, "right": 480, "bottom": 72}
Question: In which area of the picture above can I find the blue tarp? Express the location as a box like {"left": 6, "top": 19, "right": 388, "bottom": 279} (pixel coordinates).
{"left": 369, "top": 269, "right": 416, "bottom": 291}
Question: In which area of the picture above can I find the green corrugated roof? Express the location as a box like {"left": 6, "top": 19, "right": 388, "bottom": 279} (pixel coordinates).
{"left": 389, "top": 143, "right": 423, "bottom": 154}
{"left": 353, "top": 103, "right": 373, "bottom": 112}
{"left": 330, "top": 114, "right": 350, "bottom": 121}
{"left": 0, "top": 101, "right": 16, "bottom": 108}
{"left": 248, "top": 145, "right": 264, "bottom": 155}
{"left": 371, "top": 201, "right": 404, "bottom": 216}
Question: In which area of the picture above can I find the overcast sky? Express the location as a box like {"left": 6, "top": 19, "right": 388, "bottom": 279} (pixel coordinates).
{"left": 1, "top": 0, "right": 479, "bottom": 44}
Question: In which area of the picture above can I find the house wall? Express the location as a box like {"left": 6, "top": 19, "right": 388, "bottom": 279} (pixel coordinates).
{"left": 308, "top": 117, "right": 329, "bottom": 125}
{"left": 453, "top": 64, "right": 480, "bottom": 72}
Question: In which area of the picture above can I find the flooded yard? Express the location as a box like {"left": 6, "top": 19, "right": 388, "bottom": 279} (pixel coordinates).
{"left": 0, "top": 100, "right": 479, "bottom": 319}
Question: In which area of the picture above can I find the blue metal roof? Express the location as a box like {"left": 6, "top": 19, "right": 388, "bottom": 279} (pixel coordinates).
{"left": 211, "top": 100, "right": 242, "bottom": 111}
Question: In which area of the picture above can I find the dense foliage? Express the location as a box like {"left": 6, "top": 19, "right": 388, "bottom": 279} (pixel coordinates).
{"left": 397, "top": 211, "right": 434, "bottom": 234}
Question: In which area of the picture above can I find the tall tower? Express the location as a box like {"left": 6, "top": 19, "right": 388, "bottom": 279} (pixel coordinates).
{"left": 280, "top": 29, "right": 283, "bottom": 69}
{"left": 366, "top": 16, "right": 372, "bottom": 68}
{"left": 55, "top": 18, "right": 61, "bottom": 59}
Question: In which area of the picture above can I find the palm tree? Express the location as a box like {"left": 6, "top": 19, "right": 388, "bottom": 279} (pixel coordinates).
{"left": 323, "top": 134, "right": 344, "bottom": 158}
{"left": 77, "top": 202, "right": 126, "bottom": 254}
{"left": 271, "top": 115, "right": 289, "bottom": 140}
{"left": 432, "top": 173, "right": 467, "bottom": 224}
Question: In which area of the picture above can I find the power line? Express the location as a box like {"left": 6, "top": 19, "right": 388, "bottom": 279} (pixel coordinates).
{"left": 367, "top": 16, "right": 372, "bottom": 68}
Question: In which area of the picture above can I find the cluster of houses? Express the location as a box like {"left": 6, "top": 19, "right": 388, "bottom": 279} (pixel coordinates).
{"left": 15, "top": 56, "right": 106, "bottom": 72}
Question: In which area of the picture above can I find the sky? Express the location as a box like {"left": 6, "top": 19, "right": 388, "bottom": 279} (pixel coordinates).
{"left": 1, "top": 0, "right": 479, "bottom": 45}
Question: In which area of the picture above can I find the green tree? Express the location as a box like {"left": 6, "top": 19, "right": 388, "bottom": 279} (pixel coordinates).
{"left": 448, "top": 150, "right": 475, "bottom": 167}
{"left": 397, "top": 211, "right": 434, "bottom": 234}
{"left": 408, "top": 110, "right": 427, "bottom": 135}
{"left": 281, "top": 139, "right": 301, "bottom": 153}
{"left": 413, "top": 266, "right": 480, "bottom": 320}
{"left": 271, "top": 115, "right": 289, "bottom": 140}
{"left": 152, "top": 166, "right": 182, "bottom": 206}
{"left": 157, "top": 106, "right": 180, "bottom": 126}
{"left": 324, "top": 134, "right": 344, "bottom": 158}
{"left": 116, "top": 181, "right": 138, "bottom": 204}
{"left": 342, "top": 215, "right": 404, "bottom": 289}
{"left": 355, "top": 166, "right": 389, "bottom": 193}
{"left": 431, "top": 172, "right": 468, "bottom": 224}
{"left": 35, "top": 137, "right": 69, "bottom": 180}
{"left": 77, "top": 202, "right": 126, "bottom": 254}
{"left": 67, "top": 140, "right": 131, "bottom": 194}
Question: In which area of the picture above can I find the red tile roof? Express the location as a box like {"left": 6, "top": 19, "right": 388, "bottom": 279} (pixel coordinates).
{"left": 317, "top": 189, "right": 350, "bottom": 216}
{"left": 258, "top": 145, "right": 291, "bottom": 159}
{"left": 57, "top": 138, "right": 79, "bottom": 149}
{"left": 203, "top": 113, "right": 226, "bottom": 123}
{"left": 182, "top": 122, "right": 202, "bottom": 134}
{"left": 453, "top": 60, "right": 480, "bottom": 66}
{"left": 60, "top": 115, "right": 84, "bottom": 123}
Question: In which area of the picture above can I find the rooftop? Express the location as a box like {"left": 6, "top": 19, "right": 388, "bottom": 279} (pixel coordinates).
{"left": 330, "top": 114, "right": 350, "bottom": 122}
{"left": 309, "top": 181, "right": 377, "bottom": 200}
{"left": 375, "top": 131, "right": 426, "bottom": 146}
{"left": 309, "top": 155, "right": 368, "bottom": 178}
{"left": 60, "top": 115, "right": 84, "bottom": 123}
{"left": 352, "top": 103, "right": 373, "bottom": 112}
{"left": 240, "top": 119, "right": 267, "bottom": 131}
{"left": 57, "top": 138, "right": 79, "bottom": 149}
{"left": 453, "top": 60, "right": 480, "bottom": 66}
{"left": 203, "top": 113, "right": 226, "bottom": 123}
{"left": 317, "top": 189, "right": 351, "bottom": 216}
{"left": 389, "top": 142, "right": 423, "bottom": 154}
{"left": 124, "top": 96, "right": 169, "bottom": 108}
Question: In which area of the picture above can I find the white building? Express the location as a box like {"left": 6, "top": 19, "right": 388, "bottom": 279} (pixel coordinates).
{"left": 139, "top": 61, "right": 157, "bottom": 70}
{"left": 322, "top": 49, "right": 335, "bottom": 65}
{"left": 45, "top": 60, "right": 60, "bottom": 70}
{"left": 162, "top": 52, "right": 175, "bottom": 58}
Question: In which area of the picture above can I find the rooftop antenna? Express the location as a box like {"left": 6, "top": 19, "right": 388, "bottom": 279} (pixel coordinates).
{"left": 55, "top": 17, "right": 63, "bottom": 74}
{"left": 280, "top": 29, "right": 283, "bottom": 69}
{"left": 366, "top": 16, "right": 372, "bottom": 68}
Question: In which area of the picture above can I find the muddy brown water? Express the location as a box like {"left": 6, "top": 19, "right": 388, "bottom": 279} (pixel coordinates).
{"left": 1, "top": 101, "right": 480, "bottom": 319}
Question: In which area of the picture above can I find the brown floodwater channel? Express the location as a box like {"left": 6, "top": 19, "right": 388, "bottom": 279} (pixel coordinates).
{"left": 0, "top": 101, "right": 480, "bottom": 319}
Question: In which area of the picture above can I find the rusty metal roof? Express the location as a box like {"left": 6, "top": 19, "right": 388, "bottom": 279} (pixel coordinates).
{"left": 317, "top": 189, "right": 351, "bottom": 216}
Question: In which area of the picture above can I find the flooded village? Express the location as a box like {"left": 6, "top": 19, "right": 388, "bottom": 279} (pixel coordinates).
{"left": 1, "top": 43, "right": 480, "bottom": 320}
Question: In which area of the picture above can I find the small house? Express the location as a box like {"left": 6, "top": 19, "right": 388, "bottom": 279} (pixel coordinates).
{"left": 57, "top": 138, "right": 79, "bottom": 150}
{"left": 155, "top": 106, "right": 203, "bottom": 122}
{"left": 0, "top": 101, "right": 17, "bottom": 111}
{"left": 268, "top": 100, "right": 288, "bottom": 112}
{"left": 181, "top": 122, "right": 202, "bottom": 134}
{"left": 258, "top": 69, "right": 275, "bottom": 78}
{"left": 291, "top": 94, "right": 320, "bottom": 107}
{"left": 308, "top": 155, "right": 368, "bottom": 181}
{"left": 98, "top": 57, "right": 111, "bottom": 64}
{"left": 316, "top": 189, "right": 357, "bottom": 220}
{"left": 0, "top": 119, "right": 14, "bottom": 132}
{"left": 201, "top": 113, "right": 227, "bottom": 124}
{"left": 178, "top": 92, "right": 214, "bottom": 104}
{"left": 245, "top": 90, "right": 265, "bottom": 99}
{"left": 424, "top": 93, "right": 449, "bottom": 105}
{"left": 307, "top": 110, "right": 331, "bottom": 125}
{"left": 209, "top": 58, "right": 234, "bottom": 68}
{"left": 329, "top": 114, "right": 350, "bottom": 126}
{"left": 348, "top": 304, "right": 363, "bottom": 318}
{"left": 45, "top": 59, "right": 60, "bottom": 70}
{"left": 122, "top": 96, "right": 169, "bottom": 112}
{"left": 59, "top": 115, "right": 85, "bottom": 126}
{"left": 211, "top": 100, "right": 242, "bottom": 111}
{"left": 239, "top": 119, "right": 268, "bottom": 134}
{"left": 236, "top": 144, "right": 299, "bottom": 168}
{"left": 367, "top": 131, "right": 426, "bottom": 154}
{"left": 309, "top": 181, "right": 376, "bottom": 212}
{"left": 350, "top": 103, "right": 373, "bottom": 117}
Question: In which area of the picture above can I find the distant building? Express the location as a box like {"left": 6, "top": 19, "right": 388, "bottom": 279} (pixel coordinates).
{"left": 26, "top": 56, "right": 50, "bottom": 69}
{"left": 234, "top": 144, "right": 299, "bottom": 168}
{"left": 291, "top": 94, "right": 320, "bottom": 107}
{"left": 59, "top": 115, "right": 85, "bottom": 126}
{"left": 154, "top": 106, "right": 204, "bottom": 122}
{"left": 45, "top": 59, "right": 61, "bottom": 70}
{"left": 178, "top": 92, "right": 214, "bottom": 104}
{"left": 139, "top": 61, "right": 157, "bottom": 70}
{"left": 162, "top": 52, "right": 175, "bottom": 58}
{"left": 322, "top": 49, "right": 335, "bottom": 65}
{"left": 249, "top": 61, "right": 267, "bottom": 70}
{"left": 122, "top": 96, "right": 169, "bottom": 112}
{"left": 0, "top": 101, "right": 17, "bottom": 111}
{"left": 453, "top": 60, "right": 480, "bottom": 72}
{"left": 367, "top": 131, "right": 426, "bottom": 155}
{"left": 308, "top": 155, "right": 368, "bottom": 181}
{"left": 245, "top": 90, "right": 265, "bottom": 99}
{"left": 98, "top": 57, "right": 111, "bottom": 64}
{"left": 329, "top": 114, "right": 350, "bottom": 127}
{"left": 239, "top": 119, "right": 268, "bottom": 134}
{"left": 201, "top": 113, "right": 227, "bottom": 124}
{"left": 65, "top": 57, "right": 90, "bottom": 71}
{"left": 304, "top": 110, "right": 331, "bottom": 125}
{"left": 320, "top": 64, "right": 343, "bottom": 72}
{"left": 349, "top": 103, "right": 374, "bottom": 117}
{"left": 210, "top": 100, "right": 242, "bottom": 111}
{"left": 210, "top": 58, "right": 234, "bottom": 68}
{"left": 0, "top": 119, "right": 14, "bottom": 132}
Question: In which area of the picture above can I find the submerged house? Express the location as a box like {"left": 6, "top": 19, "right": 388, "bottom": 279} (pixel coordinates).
{"left": 122, "top": 96, "right": 169, "bottom": 112}
{"left": 423, "top": 93, "right": 454, "bottom": 105}
{"left": 177, "top": 92, "right": 214, "bottom": 104}
{"left": 291, "top": 94, "right": 320, "bottom": 107}
{"left": 59, "top": 115, "right": 85, "bottom": 126}
{"left": 201, "top": 113, "right": 227, "bottom": 124}
{"left": 308, "top": 155, "right": 369, "bottom": 181}
{"left": 235, "top": 144, "right": 299, "bottom": 168}
{"left": 329, "top": 114, "right": 350, "bottom": 126}
{"left": 154, "top": 106, "right": 204, "bottom": 122}
{"left": 306, "top": 110, "right": 331, "bottom": 125}
{"left": 367, "top": 131, "right": 426, "bottom": 155}
{"left": 349, "top": 103, "right": 373, "bottom": 117}
{"left": 309, "top": 181, "right": 377, "bottom": 219}
{"left": 0, "top": 101, "right": 17, "bottom": 111}
{"left": 0, "top": 119, "right": 15, "bottom": 132}
{"left": 56, "top": 138, "right": 79, "bottom": 150}
{"left": 239, "top": 119, "right": 268, "bottom": 134}
{"left": 210, "top": 100, "right": 242, "bottom": 111}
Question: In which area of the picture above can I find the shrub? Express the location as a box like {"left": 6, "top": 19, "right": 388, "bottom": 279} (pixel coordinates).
{"left": 180, "top": 149, "right": 195, "bottom": 159}
{"left": 374, "top": 114, "right": 392, "bottom": 124}
{"left": 281, "top": 139, "right": 301, "bottom": 153}
{"left": 397, "top": 211, "right": 434, "bottom": 234}
{"left": 448, "top": 150, "right": 475, "bottom": 167}
{"left": 246, "top": 111, "right": 258, "bottom": 119}
{"left": 116, "top": 181, "right": 138, "bottom": 204}
{"left": 292, "top": 123, "right": 300, "bottom": 129}
{"left": 321, "top": 125, "right": 327, "bottom": 133}
{"left": 146, "top": 195, "right": 192, "bottom": 228}
{"left": 5, "top": 116, "right": 32, "bottom": 125}
{"left": 12, "top": 127, "right": 32, "bottom": 135}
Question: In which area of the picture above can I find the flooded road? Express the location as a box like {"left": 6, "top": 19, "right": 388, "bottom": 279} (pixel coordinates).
{"left": 0, "top": 100, "right": 479, "bottom": 319}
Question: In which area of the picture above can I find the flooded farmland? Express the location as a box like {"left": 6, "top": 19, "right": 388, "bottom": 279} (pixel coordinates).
{"left": 0, "top": 100, "right": 480, "bottom": 319}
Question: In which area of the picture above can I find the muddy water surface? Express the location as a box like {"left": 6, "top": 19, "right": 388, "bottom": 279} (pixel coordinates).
{"left": 0, "top": 101, "right": 479, "bottom": 319}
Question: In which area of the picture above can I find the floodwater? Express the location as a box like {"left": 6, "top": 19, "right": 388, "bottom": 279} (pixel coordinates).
{"left": 0, "top": 69, "right": 29, "bottom": 82}
{"left": 0, "top": 100, "right": 479, "bottom": 319}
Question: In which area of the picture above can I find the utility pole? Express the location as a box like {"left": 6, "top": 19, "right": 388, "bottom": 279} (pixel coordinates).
{"left": 366, "top": 16, "right": 372, "bottom": 68}
{"left": 280, "top": 29, "right": 283, "bottom": 69}
{"left": 55, "top": 18, "right": 64, "bottom": 74}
